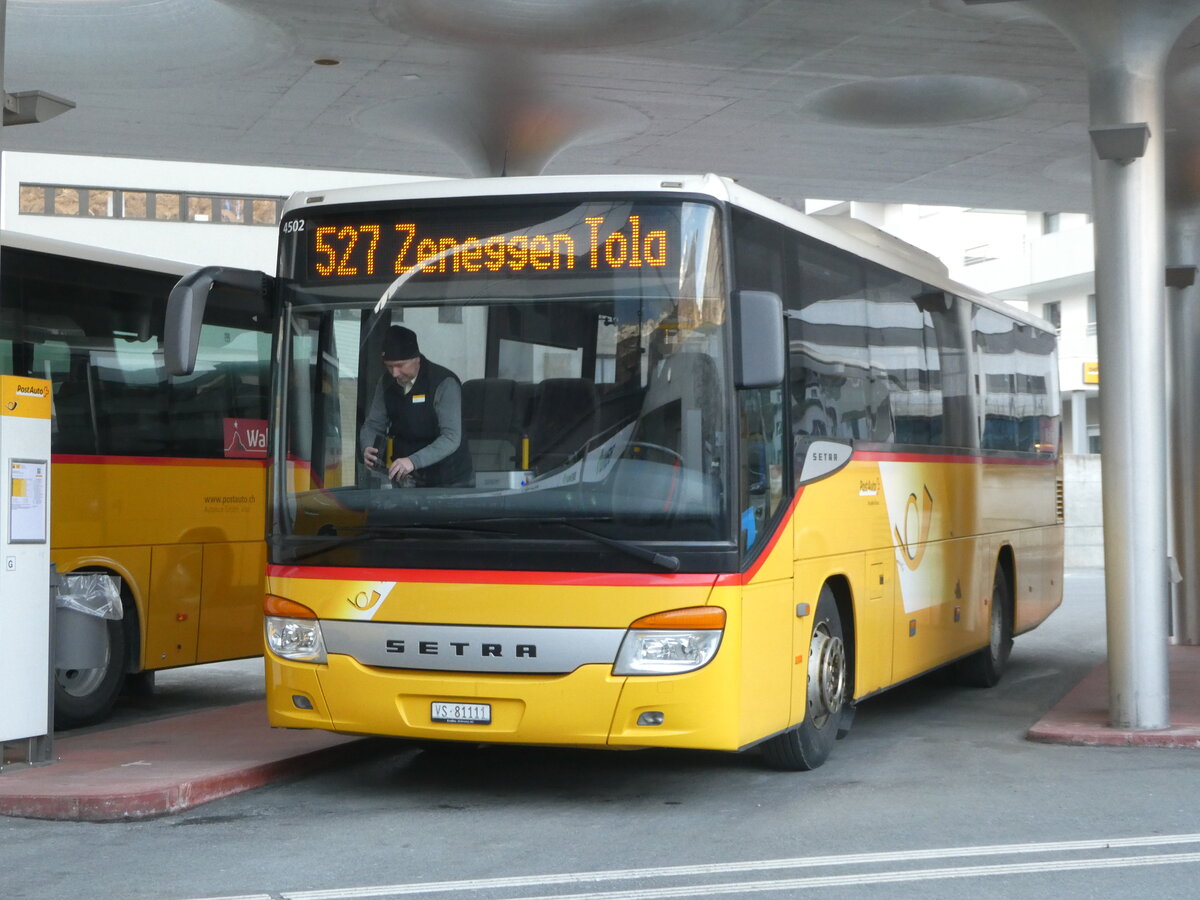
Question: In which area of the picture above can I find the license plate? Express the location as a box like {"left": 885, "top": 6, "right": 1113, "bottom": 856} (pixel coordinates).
{"left": 431, "top": 701, "right": 491, "bottom": 725}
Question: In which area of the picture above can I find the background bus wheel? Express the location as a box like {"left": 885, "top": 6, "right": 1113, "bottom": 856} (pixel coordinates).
{"left": 762, "top": 585, "right": 847, "bottom": 771}
{"left": 54, "top": 615, "right": 127, "bottom": 730}
{"left": 955, "top": 563, "right": 1013, "bottom": 688}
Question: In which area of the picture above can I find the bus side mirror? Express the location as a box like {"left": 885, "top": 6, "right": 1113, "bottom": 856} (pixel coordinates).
{"left": 165, "top": 266, "right": 271, "bottom": 376}
{"left": 733, "top": 290, "right": 785, "bottom": 389}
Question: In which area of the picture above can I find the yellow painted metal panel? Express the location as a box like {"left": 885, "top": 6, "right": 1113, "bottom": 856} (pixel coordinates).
{"left": 734, "top": 579, "right": 792, "bottom": 745}
{"left": 197, "top": 540, "right": 267, "bottom": 663}
{"left": 144, "top": 544, "right": 202, "bottom": 667}
{"left": 50, "top": 458, "right": 266, "bottom": 549}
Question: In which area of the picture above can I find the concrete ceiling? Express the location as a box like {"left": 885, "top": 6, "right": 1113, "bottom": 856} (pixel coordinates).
{"left": 6, "top": 0, "right": 1199, "bottom": 213}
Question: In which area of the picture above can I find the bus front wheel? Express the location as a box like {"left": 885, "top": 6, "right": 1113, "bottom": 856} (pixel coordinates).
{"left": 54, "top": 614, "right": 128, "bottom": 730}
{"left": 762, "top": 585, "right": 847, "bottom": 771}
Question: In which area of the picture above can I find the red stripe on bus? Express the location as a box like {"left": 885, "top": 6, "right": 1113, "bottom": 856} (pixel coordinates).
{"left": 52, "top": 454, "right": 267, "bottom": 467}
{"left": 267, "top": 564, "right": 719, "bottom": 589}
{"left": 853, "top": 450, "right": 1057, "bottom": 466}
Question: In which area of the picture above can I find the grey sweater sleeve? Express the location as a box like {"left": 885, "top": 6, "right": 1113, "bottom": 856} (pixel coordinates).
{"left": 408, "top": 377, "right": 464, "bottom": 471}
{"left": 359, "top": 376, "right": 390, "bottom": 450}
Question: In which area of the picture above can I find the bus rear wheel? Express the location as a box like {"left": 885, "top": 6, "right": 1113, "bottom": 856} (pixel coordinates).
{"left": 955, "top": 563, "right": 1013, "bottom": 688}
{"left": 762, "top": 585, "right": 847, "bottom": 771}
{"left": 54, "top": 613, "right": 127, "bottom": 730}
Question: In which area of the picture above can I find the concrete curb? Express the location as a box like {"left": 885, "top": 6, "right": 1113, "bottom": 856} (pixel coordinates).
{"left": 1027, "top": 645, "right": 1200, "bottom": 748}
{"left": 0, "top": 701, "right": 384, "bottom": 822}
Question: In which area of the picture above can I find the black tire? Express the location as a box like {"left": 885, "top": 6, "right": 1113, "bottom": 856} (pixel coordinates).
{"left": 54, "top": 614, "right": 127, "bottom": 730}
{"left": 955, "top": 563, "right": 1014, "bottom": 688}
{"left": 762, "top": 584, "right": 848, "bottom": 771}
{"left": 122, "top": 669, "right": 156, "bottom": 698}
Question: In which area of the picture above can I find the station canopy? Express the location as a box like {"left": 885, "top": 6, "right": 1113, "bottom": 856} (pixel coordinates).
{"left": 7, "top": 0, "right": 1180, "bottom": 214}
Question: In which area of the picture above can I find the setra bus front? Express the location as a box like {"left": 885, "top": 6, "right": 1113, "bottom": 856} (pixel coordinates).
{"left": 261, "top": 177, "right": 795, "bottom": 755}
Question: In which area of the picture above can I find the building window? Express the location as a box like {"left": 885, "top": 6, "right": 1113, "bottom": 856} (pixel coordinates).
{"left": 18, "top": 182, "right": 284, "bottom": 227}
{"left": 218, "top": 198, "right": 246, "bottom": 223}
{"left": 186, "top": 196, "right": 214, "bottom": 222}
{"left": 87, "top": 189, "right": 113, "bottom": 217}
{"left": 252, "top": 199, "right": 280, "bottom": 225}
{"left": 53, "top": 187, "right": 80, "bottom": 216}
{"left": 154, "top": 192, "right": 182, "bottom": 221}
{"left": 122, "top": 192, "right": 148, "bottom": 219}
{"left": 19, "top": 185, "right": 46, "bottom": 214}
{"left": 1042, "top": 300, "right": 1061, "bottom": 331}
{"left": 1042, "top": 212, "right": 1060, "bottom": 234}
{"left": 1087, "top": 293, "right": 1097, "bottom": 335}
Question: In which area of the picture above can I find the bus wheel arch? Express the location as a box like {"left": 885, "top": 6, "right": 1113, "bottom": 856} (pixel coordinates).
{"left": 53, "top": 568, "right": 133, "bottom": 729}
{"left": 954, "top": 548, "right": 1015, "bottom": 688}
{"left": 761, "top": 579, "right": 852, "bottom": 771}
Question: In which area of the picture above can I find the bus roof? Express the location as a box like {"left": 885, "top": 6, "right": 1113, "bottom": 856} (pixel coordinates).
{"left": 1, "top": 230, "right": 195, "bottom": 278}
{"left": 281, "top": 173, "right": 1054, "bottom": 335}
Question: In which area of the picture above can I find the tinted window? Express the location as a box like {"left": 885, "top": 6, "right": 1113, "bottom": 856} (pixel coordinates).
{"left": 1, "top": 246, "right": 271, "bottom": 459}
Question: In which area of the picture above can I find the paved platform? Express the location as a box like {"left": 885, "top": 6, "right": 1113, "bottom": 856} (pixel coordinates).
{"left": 1028, "top": 644, "right": 1200, "bottom": 748}
{"left": 0, "top": 701, "right": 380, "bottom": 822}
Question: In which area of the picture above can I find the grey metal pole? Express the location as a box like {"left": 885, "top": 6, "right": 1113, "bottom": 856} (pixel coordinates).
{"left": 1165, "top": 194, "right": 1200, "bottom": 645}
{"left": 1025, "top": 0, "right": 1200, "bottom": 729}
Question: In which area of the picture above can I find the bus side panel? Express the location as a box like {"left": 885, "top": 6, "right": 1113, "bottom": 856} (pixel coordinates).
{"left": 736, "top": 579, "right": 794, "bottom": 747}
{"left": 794, "top": 460, "right": 897, "bottom": 699}
{"left": 860, "top": 550, "right": 896, "bottom": 696}
{"left": 197, "top": 539, "right": 267, "bottom": 663}
{"left": 145, "top": 543, "right": 202, "bottom": 668}
{"left": 1015, "top": 523, "right": 1065, "bottom": 634}
{"left": 52, "top": 457, "right": 268, "bottom": 670}
{"left": 50, "top": 458, "right": 266, "bottom": 547}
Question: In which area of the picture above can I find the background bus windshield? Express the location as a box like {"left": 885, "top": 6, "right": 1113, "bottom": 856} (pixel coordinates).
{"left": 275, "top": 198, "right": 733, "bottom": 572}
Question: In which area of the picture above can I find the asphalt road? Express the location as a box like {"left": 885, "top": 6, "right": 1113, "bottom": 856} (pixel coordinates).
{"left": 4, "top": 569, "right": 1200, "bottom": 900}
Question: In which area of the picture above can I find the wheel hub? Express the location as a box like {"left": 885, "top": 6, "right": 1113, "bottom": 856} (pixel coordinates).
{"left": 807, "top": 624, "right": 846, "bottom": 726}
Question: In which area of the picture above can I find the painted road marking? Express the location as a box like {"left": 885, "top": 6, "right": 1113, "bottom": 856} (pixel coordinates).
{"left": 180, "top": 833, "right": 1200, "bottom": 900}
{"left": 506, "top": 851, "right": 1200, "bottom": 898}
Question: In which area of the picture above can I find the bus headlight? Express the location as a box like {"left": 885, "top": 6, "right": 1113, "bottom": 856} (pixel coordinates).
{"left": 264, "top": 594, "right": 327, "bottom": 664}
{"left": 613, "top": 606, "right": 725, "bottom": 676}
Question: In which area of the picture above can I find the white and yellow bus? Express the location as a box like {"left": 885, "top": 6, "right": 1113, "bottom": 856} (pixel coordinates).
{"left": 0, "top": 232, "right": 272, "bottom": 728}
{"left": 168, "top": 175, "right": 1063, "bottom": 769}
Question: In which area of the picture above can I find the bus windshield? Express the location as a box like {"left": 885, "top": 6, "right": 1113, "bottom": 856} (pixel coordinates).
{"left": 274, "top": 197, "right": 732, "bottom": 570}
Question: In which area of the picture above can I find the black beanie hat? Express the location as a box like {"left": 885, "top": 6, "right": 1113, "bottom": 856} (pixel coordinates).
{"left": 382, "top": 325, "right": 420, "bottom": 360}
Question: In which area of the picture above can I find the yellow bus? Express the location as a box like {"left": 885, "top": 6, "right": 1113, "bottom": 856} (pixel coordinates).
{"left": 0, "top": 232, "right": 272, "bottom": 728}
{"left": 168, "top": 175, "right": 1063, "bottom": 769}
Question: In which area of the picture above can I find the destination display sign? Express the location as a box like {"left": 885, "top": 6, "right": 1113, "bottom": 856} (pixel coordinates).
{"left": 286, "top": 200, "right": 690, "bottom": 285}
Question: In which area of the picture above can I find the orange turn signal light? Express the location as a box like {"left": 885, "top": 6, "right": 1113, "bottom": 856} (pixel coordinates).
{"left": 630, "top": 606, "right": 726, "bottom": 630}
{"left": 264, "top": 594, "right": 317, "bottom": 619}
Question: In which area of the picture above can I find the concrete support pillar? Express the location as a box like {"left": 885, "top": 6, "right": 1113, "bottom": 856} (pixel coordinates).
{"left": 1026, "top": 0, "right": 1200, "bottom": 729}
{"left": 1070, "top": 390, "right": 1088, "bottom": 454}
{"left": 1165, "top": 200, "right": 1200, "bottom": 645}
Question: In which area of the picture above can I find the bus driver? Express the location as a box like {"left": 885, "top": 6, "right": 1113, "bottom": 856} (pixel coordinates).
{"left": 359, "top": 325, "right": 474, "bottom": 487}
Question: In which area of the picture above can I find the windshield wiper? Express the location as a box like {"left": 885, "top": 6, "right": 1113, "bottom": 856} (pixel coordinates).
{"left": 280, "top": 518, "right": 679, "bottom": 572}
{"left": 534, "top": 518, "right": 680, "bottom": 572}
{"left": 278, "top": 522, "right": 516, "bottom": 562}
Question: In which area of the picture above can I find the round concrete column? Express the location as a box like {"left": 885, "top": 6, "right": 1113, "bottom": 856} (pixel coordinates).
{"left": 1165, "top": 127, "right": 1200, "bottom": 646}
